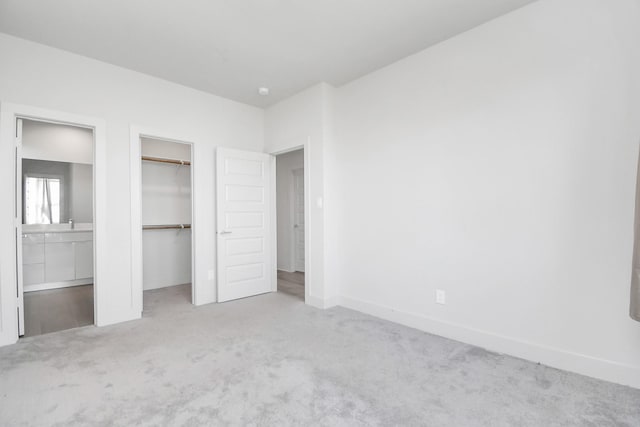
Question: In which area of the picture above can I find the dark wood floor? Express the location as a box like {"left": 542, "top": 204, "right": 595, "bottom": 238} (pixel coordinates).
{"left": 23, "top": 285, "right": 94, "bottom": 338}
{"left": 22, "top": 275, "right": 301, "bottom": 338}
{"left": 277, "top": 270, "right": 305, "bottom": 300}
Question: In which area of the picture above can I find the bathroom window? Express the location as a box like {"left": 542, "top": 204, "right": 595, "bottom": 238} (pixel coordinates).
{"left": 24, "top": 176, "right": 61, "bottom": 224}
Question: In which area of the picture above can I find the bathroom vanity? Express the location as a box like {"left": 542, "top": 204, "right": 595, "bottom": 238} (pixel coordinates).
{"left": 22, "top": 224, "right": 93, "bottom": 292}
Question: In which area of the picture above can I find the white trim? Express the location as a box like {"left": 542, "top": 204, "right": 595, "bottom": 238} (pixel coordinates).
{"left": 24, "top": 279, "right": 93, "bottom": 293}
{"left": 270, "top": 155, "right": 278, "bottom": 293}
{"left": 0, "top": 102, "right": 107, "bottom": 346}
{"left": 338, "top": 295, "right": 640, "bottom": 389}
{"left": 129, "top": 126, "right": 197, "bottom": 312}
{"left": 307, "top": 294, "right": 340, "bottom": 310}
{"left": 303, "top": 144, "right": 311, "bottom": 305}
{"left": 129, "top": 127, "right": 143, "bottom": 313}
{"left": 15, "top": 118, "right": 24, "bottom": 336}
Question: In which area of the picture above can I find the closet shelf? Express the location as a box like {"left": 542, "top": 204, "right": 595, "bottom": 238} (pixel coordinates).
{"left": 143, "top": 224, "right": 191, "bottom": 230}
{"left": 142, "top": 155, "right": 191, "bottom": 166}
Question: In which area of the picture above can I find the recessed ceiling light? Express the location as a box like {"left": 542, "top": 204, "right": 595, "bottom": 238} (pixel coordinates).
{"left": 258, "top": 87, "right": 270, "bottom": 96}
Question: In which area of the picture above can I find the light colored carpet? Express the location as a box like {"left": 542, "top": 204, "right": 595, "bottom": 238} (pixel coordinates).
{"left": 0, "top": 284, "right": 638, "bottom": 426}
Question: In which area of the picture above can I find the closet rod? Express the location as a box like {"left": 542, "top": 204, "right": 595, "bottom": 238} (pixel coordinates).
{"left": 142, "top": 224, "right": 191, "bottom": 230}
{"left": 141, "top": 155, "right": 191, "bottom": 166}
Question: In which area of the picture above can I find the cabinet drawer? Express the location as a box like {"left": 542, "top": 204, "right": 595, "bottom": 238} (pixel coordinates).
{"left": 45, "top": 242, "right": 75, "bottom": 282}
{"left": 23, "top": 242, "right": 45, "bottom": 265}
{"left": 75, "top": 241, "right": 93, "bottom": 280}
{"left": 23, "top": 263, "right": 44, "bottom": 285}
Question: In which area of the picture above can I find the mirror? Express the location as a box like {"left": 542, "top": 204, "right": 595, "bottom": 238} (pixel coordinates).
{"left": 24, "top": 175, "right": 61, "bottom": 224}
{"left": 22, "top": 159, "right": 93, "bottom": 225}
{"left": 21, "top": 119, "right": 94, "bottom": 226}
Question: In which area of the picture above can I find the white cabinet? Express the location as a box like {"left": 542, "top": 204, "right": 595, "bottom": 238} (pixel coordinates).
{"left": 23, "top": 264, "right": 45, "bottom": 286}
{"left": 74, "top": 240, "right": 93, "bottom": 279}
{"left": 22, "top": 231, "right": 93, "bottom": 290}
{"left": 45, "top": 242, "right": 75, "bottom": 282}
{"left": 22, "top": 234, "right": 44, "bottom": 264}
{"left": 22, "top": 234, "right": 45, "bottom": 286}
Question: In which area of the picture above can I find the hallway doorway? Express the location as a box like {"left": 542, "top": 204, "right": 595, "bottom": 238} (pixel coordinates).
{"left": 275, "top": 149, "right": 305, "bottom": 301}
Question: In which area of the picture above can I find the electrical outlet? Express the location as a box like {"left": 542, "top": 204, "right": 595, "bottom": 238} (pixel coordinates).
{"left": 436, "top": 289, "right": 446, "bottom": 305}
{"left": 208, "top": 269, "right": 215, "bottom": 280}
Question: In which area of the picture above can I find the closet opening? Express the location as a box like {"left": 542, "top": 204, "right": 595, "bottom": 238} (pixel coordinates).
{"left": 275, "top": 148, "right": 305, "bottom": 301}
{"left": 140, "top": 137, "right": 194, "bottom": 313}
{"left": 18, "top": 118, "right": 95, "bottom": 337}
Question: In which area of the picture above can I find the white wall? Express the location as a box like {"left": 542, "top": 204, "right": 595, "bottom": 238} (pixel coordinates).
{"left": 143, "top": 230, "right": 191, "bottom": 290}
{"left": 0, "top": 33, "right": 263, "bottom": 335}
{"left": 22, "top": 120, "right": 93, "bottom": 164}
{"left": 265, "top": 83, "right": 335, "bottom": 307}
{"left": 141, "top": 136, "right": 191, "bottom": 162}
{"left": 276, "top": 149, "right": 304, "bottom": 271}
{"left": 327, "top": 0, "right": 640, "bottom": 387}
{"left": 141, "top": 138, "right": 192, "bottom": 290}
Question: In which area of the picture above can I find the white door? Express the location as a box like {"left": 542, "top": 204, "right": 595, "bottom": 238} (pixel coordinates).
{"left": 216, "top": 148, "right": 274, "bottom": 302}
{"left": 15, "top": 118, "right": 25, "bottom": 336}
{"left": 293, "top": 168, "right": 305, "bottom": 272}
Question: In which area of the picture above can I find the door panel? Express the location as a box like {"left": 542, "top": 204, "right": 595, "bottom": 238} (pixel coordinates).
{"left": 22, "top": 235, "right": 45, "bottom": 265}
{"left": 293, "top": 168, "right": 305, "bottom": 272}
{"left": 23, "top": 264, "right": 44, "bottom": 286}
{"left": 22, "top": 234, "right": 45, "bottom": 286}
{"left": 216, "top": 148, "right": 273, "bottom": 302}
{"left": 45, "top": 242, "right": 75, "bottom": 282}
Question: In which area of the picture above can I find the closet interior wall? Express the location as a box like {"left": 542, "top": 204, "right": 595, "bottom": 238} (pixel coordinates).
{"left": 141, "top": 137, "right": 192, "bottom": 291}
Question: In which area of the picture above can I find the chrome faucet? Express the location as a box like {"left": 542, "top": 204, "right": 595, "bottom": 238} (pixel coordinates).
{"left": 68, "top": 218, "right": 74, "bottom": 229}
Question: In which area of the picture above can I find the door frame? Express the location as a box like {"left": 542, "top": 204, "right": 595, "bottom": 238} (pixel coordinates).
{"left": 129, "top": 126, "right": 197, "bottom": 312}
{"left": 272, "top": 143, "right": 311, "bottom": 304}
{"left": 0, "top": 103, "right": 107, "bottom": 345}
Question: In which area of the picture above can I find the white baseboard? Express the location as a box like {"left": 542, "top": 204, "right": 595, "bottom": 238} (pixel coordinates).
{"left": 143, "top": 282, "right": 191, "bottom": 292}
{"left": 324, "top": 295, "right": 340, "bottom": 308}
{"left": 95, "top": 308, "right": 141, "bottom": 327}
{"left": 305, "top": 294, "right": 340, "bottom": 309}
{"left": 338, "top": 295, "right": 640, "bottom": 389}
{"left": 24, "top": 279, "right": 93, "bottom": 293}
{"left": 305, "top": 294, "right": 326, "bottom": 309}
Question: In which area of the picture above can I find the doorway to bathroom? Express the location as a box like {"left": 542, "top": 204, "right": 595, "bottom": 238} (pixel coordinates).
{"left": 17, "top": 118, "right": 95, "bottom": 337}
